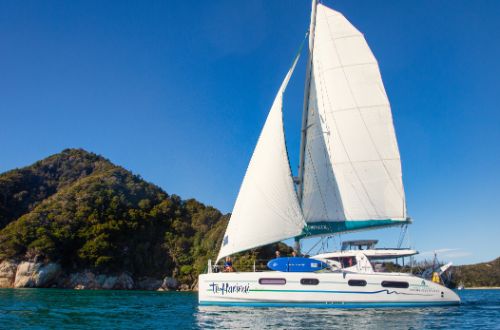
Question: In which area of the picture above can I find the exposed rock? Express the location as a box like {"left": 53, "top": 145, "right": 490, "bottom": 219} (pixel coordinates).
{"left": 0, "top": 260, "right": 18, "bottom": 288}
{"left": 66, "top": 271, "right": 98, "bottom": 289}
{"left": 115, "top": 273, "right": 134, "bottom": 290}
{"left": 1, "top": 258, "right": 192, "bottom": 291}
{"left": 95, "top": 274, "right": 108, "bottom": 288}
{"left": 136, "top": 277, "right": 163, "bottom": 291}
{"left": 162, "top": 276, "right": 179, "bottom": 290}
{"left": 101, "top": 276, "right": 117, "bottom": 289}
{"left": 191, "top": 279, "right": 199, "bottom": 292}
{"left": 14, "top": 262, "right": 61, "bottom": 288}
{"left": 14, "top": 262, "right": 39, "bottom": 287}
{"left": 179, "top": 284, "right": 190, "bottom": 291}
{"left": 34, "top": 263, "right": 61, "bottom": 287}
{"left": 60, "top": 271, "right": 134, "bottom": 290}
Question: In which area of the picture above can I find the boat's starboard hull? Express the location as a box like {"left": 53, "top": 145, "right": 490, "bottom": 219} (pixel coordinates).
{"left": 198, "top": 271, "right": 460, "bottom": 308}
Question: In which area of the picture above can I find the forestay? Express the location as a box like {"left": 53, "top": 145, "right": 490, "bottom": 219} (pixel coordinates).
{"left": 301, "top": 4, "right": 406, "bottom": 229}
{"left": 216, "top": 53, "right": 306, "bottom": 262}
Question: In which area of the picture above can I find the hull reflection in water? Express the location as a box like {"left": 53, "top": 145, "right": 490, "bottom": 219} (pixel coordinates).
{"left": 197, "top": 306, "right": 445, "bottom": 329}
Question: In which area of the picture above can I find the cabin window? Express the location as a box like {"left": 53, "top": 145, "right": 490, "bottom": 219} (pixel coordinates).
{"left": 339, "top": 257, "right": 357, "bottom": 268}
{"left": 300, "top": 278, "right": 319, "bottom": 285}
{"left": 381, "top": 281, "right": 409, "bottom": 289}
{"left": 348, "top": 279, "right": 367, "bottom": 287}
{"left": 259, "top": 278, "right": 286, "bottom": 285}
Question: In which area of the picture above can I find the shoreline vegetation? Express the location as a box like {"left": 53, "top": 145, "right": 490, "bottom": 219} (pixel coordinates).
{"left": 0, "top": 149, "right": 498, "bottom": 291}
{"left": 451, "top": 257, "right": 500, "bottom": 288}
{"left": 0, "top": 149, "right": 291, "bottom": 291}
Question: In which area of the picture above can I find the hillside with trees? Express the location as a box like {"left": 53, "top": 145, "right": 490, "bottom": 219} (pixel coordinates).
{"left": 451, "top": 258, "right": 500, "bottom": 288}
{"left": 0, "top": 149, "right": 288, "bottom": 289}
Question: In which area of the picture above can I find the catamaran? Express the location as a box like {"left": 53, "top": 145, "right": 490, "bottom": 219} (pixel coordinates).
{"left": 199, "top": 0, "right": 460, "bottom": 307}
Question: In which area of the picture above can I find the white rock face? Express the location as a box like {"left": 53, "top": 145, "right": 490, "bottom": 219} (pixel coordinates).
{"left": 65, "top": 271, "right": 134, "bottom": 290}
{"left": 14, "top": 262, "right": 61, "bottom": 288}
{"left": 14, "top": 262, "right": 41, "bottom": 287}
{"left": 162, "top": 276, "right": 179, "bottom": 290}
{"left": 0, "top": 260, "right": 18, "bottom": 288}
{"left": 1, "top": 259, "right": 178, "bottom": 291}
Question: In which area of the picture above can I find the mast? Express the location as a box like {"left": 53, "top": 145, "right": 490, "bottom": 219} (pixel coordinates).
{"left": 297, "top": 0, "right": 318, "bottom": 202}
{"left": 294, "top": 0, "right": 318, "bottom": 254}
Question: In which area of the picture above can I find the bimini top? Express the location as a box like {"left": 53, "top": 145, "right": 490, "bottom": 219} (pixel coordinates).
{"left": 341, "top": 240, "right": 379, "bottom": 251}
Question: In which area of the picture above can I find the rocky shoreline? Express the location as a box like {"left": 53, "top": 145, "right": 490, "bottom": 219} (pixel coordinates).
{"left": 0, "top": 260, "right": 196, "bottom": 291}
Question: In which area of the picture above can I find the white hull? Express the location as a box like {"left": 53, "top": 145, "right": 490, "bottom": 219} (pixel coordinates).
{"left": 198, "top": 271, "right": 460, "bottom": 308}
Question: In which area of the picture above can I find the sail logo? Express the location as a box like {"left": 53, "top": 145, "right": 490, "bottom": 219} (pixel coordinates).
{"left": 223, "top": 235, "right": 229, "bottom": 246}
{"left": 307, "top": 224, "right": 329, "bottom": 230}
{"left": 209, "top": 282, "right": 250, "bottom": 295}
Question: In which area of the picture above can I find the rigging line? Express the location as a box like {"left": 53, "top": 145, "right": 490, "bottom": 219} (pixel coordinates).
{"left": 298, "top": 0, "right": 318, "bottom": 202}
{"left": 317, "top": 102, "right": 345, "bottom": 219}
{"left": 322, "top": 10, "right": 381, "bottom": 218}
{"left": 407, "top": 225, "right": 412, "bottom": 251}
{"left": 316, "top": 237, "right": 325, "bottom": 254}
{"left": 316, "top": 57, "right": 368, "bottom": 220}
{"left": 315, "top": 49, "right": 371, "bottom": 219}
{"left": 324, "top": 11, "right": 405, "bottom": 206}
{"left": 397, "top": 224, "right": 407, "bottom": 248}
{"left": 305, "top": 236, "right": 324, "bottom": 256}
{"left": 283, "top": 32, "right": 310, "bottom": 205}
{"left": 304, "top": 143, "right": 330, "bottom": 221}
{"left": 397, "top": 226, "right": 402, "bottom": 248}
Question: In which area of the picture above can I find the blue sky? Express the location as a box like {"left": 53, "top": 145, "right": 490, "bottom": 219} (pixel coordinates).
{"left": 0, "top": 0, "right": 498, "bottom": 265}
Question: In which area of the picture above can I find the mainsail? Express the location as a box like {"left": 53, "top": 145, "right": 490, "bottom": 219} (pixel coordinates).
{"left": 299, "top": 3, "right": 407, "bottom": 235}
{"left": 216, "top": 52, "right": 306, "bottom": 262}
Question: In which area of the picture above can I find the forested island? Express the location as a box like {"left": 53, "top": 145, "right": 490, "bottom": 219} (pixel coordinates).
{"left": 451, "top": 258, "right": 500, "bottom": 288}
{"left": 0, "top": 149, "right": 497, "bottom": 290}
{"left": 0, "top": 149, "right": 289, "bottom": 290}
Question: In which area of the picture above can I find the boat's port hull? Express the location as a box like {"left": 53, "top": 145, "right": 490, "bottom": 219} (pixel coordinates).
{"left": 199, "top": 271, "right": 460, "bottom": 308}
{"left": 199, "top": 300, "right": 460, "bottom": 308}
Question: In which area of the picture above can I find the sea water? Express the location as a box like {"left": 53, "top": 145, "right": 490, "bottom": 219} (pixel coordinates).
{"left": 0, "top": 288, "right": 498, "bottom": 329}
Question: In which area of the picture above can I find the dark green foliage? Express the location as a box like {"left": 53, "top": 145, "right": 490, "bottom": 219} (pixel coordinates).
{"left": 0, "top": 149, "right": 113, "bottom": 229}
{"left": 451, "top": 258, "right": 500, "bottom": 288}
{"left": 0, "top": 149, "right": 226, "bottom": 280}
{"left": 0, "top": 149, "right": 286, "bottom": 286}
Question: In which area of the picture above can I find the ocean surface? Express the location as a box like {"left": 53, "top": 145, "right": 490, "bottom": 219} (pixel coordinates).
{"left": 0, "top": 288, "right": 499, "bottom": 329}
